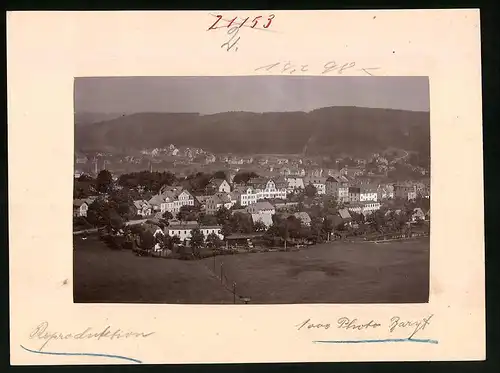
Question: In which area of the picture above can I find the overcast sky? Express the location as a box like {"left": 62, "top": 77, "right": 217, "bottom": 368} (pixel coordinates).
{"left": 74, "top": 76, "right": 429, "bottom": 114}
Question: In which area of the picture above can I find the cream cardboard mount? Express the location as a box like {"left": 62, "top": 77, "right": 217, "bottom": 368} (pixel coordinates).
{"left": 7, "top": 10, "right": 484, "bottom": 365}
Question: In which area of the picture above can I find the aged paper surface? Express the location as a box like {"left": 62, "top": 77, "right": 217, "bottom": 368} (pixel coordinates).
{"left": 7, "top": 10, "right": 484, "bottom": 364}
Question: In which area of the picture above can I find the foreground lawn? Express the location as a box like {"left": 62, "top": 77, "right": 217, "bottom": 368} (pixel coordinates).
{"left": 74, "top": 236, "right": 429, "bottom": 304}
{"left": 73, "top": 236, "right": 233, "bottom": 304}
{"left": 206, "top": 238, "right": 429, "bottom": 304}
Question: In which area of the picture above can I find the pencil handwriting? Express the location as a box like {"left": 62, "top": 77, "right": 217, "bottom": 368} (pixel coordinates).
{"left": 255, "top": 60, "right": 381, "bottom": 76}
{"left": 296, "top": 314, "right": 434, "bottom": 340}
{"left": 28, "top": 321, "right": 155, "bottom": 352}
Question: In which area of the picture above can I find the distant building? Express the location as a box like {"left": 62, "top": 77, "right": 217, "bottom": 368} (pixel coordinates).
{"left": 394, "top": 183, "right": 417, "bottom": 200}
{"left": 347, "top": 201, "right": 381, "bottom": 215}
{"left": 251, "top": 213, "right": 274, "bottom": 228}
{"left": 360, "top": 185, "right": 378, "bottom": 202}
{"left": 293, "top": 212, "right": 311, "bottom": 226}
{"left": 133, "top": 200, "right": 152, "bottom": 217}
{"left": 207, "top": 179, "right": 231, "bottom": 194}
{"left": 73, "top": 200, "right": 89, "bottom": 217}
{"left": 304, "top": 176, "right": 327, "bottom": 195}
{"left": 166, "top": 221, "right": 223, "bottom": 241}
{"left": 246, "top": 201, "right": 276, "bottom": 215}
{"left": 325, "top": 175, "right": 349, "bottom": 202}
{"left": 348, "top": 187, "right": 361, "bottom": 203}
{"left": 377, "top": 184, "right": 395, "bottom": 200}
{"left": 246, "top": 177, "right": 288, "bottom": 200}
{"left": 205, "top": 193, "right": 237, "bottom": 215}
{"left": 286, "top": 177, "right": 305, "bottom": 192}
{"left": 157, "top": 186, "right": 195, "bottom": 214}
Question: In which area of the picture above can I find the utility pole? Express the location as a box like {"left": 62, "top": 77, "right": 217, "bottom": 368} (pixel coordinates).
{"left": 233, "top": 282, "right": 236, "bottom": 304}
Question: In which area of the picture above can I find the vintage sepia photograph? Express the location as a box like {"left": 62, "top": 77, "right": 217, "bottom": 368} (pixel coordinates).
{"left": 73, "top": 76, "right": 430, "bottom": 305}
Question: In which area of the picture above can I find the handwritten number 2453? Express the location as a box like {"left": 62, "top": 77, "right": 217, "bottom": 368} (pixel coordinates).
{"left": 208, "top": 14, "right": 275, "bottom": 30}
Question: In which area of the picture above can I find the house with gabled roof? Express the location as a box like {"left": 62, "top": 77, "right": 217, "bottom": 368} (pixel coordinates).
{"left": 133, "top": 200, "right": 152, "bottom": 217}
{"left": 304, "top": 176, "right": 328, "bottom": 195}
{"left": 207, "top": 178, "right": 231, "bottom": 194}
{"left": 73, "top": 199, "right": 89, "bottom": 217}
{"left": 246, "top": 201, "right": 276, "bottom": 215}
{"left": 206, "top": 192, "right": 237, "bottom": 214}
{"left": 151, "top": 185, "right": 195, "bottom": 214}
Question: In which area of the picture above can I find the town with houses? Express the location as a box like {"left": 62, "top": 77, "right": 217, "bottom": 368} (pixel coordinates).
{"left": 74, "top": 143, "right": 430, "bottom": 258}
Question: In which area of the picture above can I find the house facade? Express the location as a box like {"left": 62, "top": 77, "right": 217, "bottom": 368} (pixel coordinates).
{"left": 73, "top": 200, "right": 89, "bottom": 217}
{"left": 360, "top": 185, "right": 378, "bottom": 202}
{"left": 348, "top": 187, "right": 361, "bottom": 203}
{"left": 378, "top": 184, "right": 395, "bottom": 200}
{"left": 347, "top": 202, "right": 381, "bottom": 215}
{"left": 134, "top": 200, "right": 152, "bottom": 217}
{"left": 208, "top": 179, "right": 231, "bottom": 193}
{"left": 304, "top": 176, "right": 327, "bottom": 195}
{"left": 157, "top": 186, "right": 195, "bottom": 214}
{"left": 286, "top": 177, "right": 305, "bottom": 192}
{"left": 247, "top": 178, "right": 288, "bottom": 201}
{"left": 205, "top": 193, "right": 236, "bottom": 214}
{"left": 394, "top": 184, "right": 417, "bottom": 200}
{"left": 245, "top": 201, "right": 276, "bottom": 215}
{"left": 325, "top": 176, "right": 349, "bottom": 202}
{"left": 166, "top": 222, "right": 224, "bottom": 241}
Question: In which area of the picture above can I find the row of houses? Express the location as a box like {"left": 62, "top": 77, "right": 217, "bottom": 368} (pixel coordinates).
{"left": 74, "top": 171, "right": 427, "bottom": 221}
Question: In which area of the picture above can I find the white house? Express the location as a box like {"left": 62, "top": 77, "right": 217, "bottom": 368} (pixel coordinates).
{"left": 166, "top": 221, "right": 224, "bottom": 241}
{"left": 233, "top": 186, "right": 259, "bottom": 207}
{"left": 247, "top": 177, "right": 288, "bottom": 200}
{"left": 207, "top": 179, "right": 231, "bottom": 193}
{"left": 360, "top": 185, "right": 378, "bottom": 202}
{"left": 347, "top": 202, "right": 381, "bottom": 215}
{"left": 73, "top": 200, "right": 89, "bottom": 217}
{"left": 286, "top": 177, "right": 305, "bottom": 192}
{"left": 156, "top": 186, "right": 195, "bottom": 214}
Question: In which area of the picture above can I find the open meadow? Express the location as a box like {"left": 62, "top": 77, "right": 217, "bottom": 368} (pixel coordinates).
{"left": 74, "top": 235, "right": 429, "bottom": 304}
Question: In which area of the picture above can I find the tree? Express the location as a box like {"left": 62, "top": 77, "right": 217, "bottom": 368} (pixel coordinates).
{"left": 322, "top": 216, "right": 334, "bottom": 241}
{"left": 177, "top": 205, "right": 199, "bottom": 221}
{"left": 215, "top": 206, "right": 232, "bottom": 225}
{"left": 137, "top": 230, "right": 155, "bottom": 250}
{"left": 221, "top": 223, "right": 232, "bottom": 239}
{"left": 182, "top": 172, "right": 212, "bottom": 194}
{"left": 304, "top": 184, "right": 317, "bottom": 198}
{"left": 212, "top": 171, "right": 227, "bottom": 180}
{"left": 206, "top": 232, "right": 223, "bottom": 249}
{"left": 86, "top": 199, "right": 109, "bottom": 227}
{"left": 171, "top": 235, "right": 181, "bottom": 246}
{"left": 230, "top": 212, "right": 254, "bottom": 234}
{"left": 285, "top": 215, "right": 302, "bottom": 239}
{"left": 323, "top": 196, "right": 338, "bottom": 215}
{"left": 309, "top": 217, "right": 324, "bottom": 243}
{"left": 190, "top": 228, "right": 205, "bottom": 256}
{"left": 108, "top": 211, "right": 125, "bottom": 234}
{"left": 199, "top": 213, "right": 218, "bottom": 226}
{"left": 253, "top": 220, "right": 267, "bottom": 232}
{"left": 78, "top": 174, "right": 94, "bottom": 182}
{"left": 96, "top": 170, "right": 113, "bottom": 194}
{"left": 162, "top": 211, "right": 174, "bottom": 220}
{"left": 233, "top": 171, "right": 259, "bottom": 184}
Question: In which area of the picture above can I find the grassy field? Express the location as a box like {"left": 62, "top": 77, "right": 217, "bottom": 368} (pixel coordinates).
{"left": 74, "top": 236, "right": 429, "bottom": 304}
{"left": 73, "top": 236, "right": 233, "bottom": 304}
